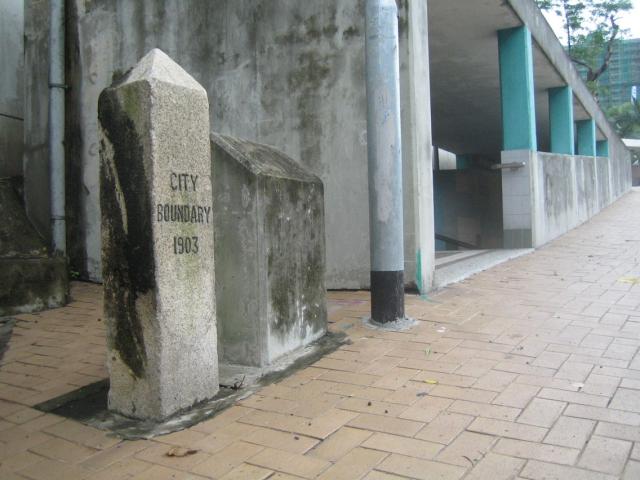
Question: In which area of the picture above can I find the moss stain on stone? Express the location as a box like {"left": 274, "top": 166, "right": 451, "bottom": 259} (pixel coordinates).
{"left": 98, "top": 85, "right": 154, "bottom": 379}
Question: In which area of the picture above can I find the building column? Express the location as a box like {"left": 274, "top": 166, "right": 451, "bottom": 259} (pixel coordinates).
{"left": 399, "top": 0, "right": 434, "bottom": 295}
{"left": 576, "top": 119, "right": 596, "bottom": 156}
{"left": 456, "top": 154, "right": 472, "bottom": 169}
{"left": 498, "top": 26, "right": 537, "bottom": 151}
{"left": 548, "top": 86, "right": 574, "bottom": 154}
{"left": 596, "top": 139, "right": 609, "bottom": 157}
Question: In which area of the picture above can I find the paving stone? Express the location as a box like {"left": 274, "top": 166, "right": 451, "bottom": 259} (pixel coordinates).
{"left": 362, "top": 432, "right": 442, "bottom": 460}
{"left": 415, "top": 412, "right": 473, "bottom": 444}
{"left": 0, "top": 450, "right": 47, "bottom": 474}
{"left": 556, "top": 361, "right": 594, "bottom": 382}
{"left": 363, "top": 471, "right": 407, "bottom": 480}
{"left": 191, "top": 422, "right": 258, "bottom": 454}
{"left": 472, "top": 370, "right": 518, "bottom": 392}
{"left": 581, "top": 374, "right": 620, "bottom": 396}
{"left": 537, "top": 387, "right": 610, "bottom": 407}
{"left": 413, "top": 371, "right": 476, "bottom": 387}
{"left": 623, "top": 460, "right": 640, "bottom": 480}
{"left": 448, "top": 399, "right": 520, "bottom": 421}
{"left": 397, "top": 395, "right": 452, "bottom": 422}
{"left": 604, "top": 342, "right": 638, "bottom": 361}
{"left": 578, "top": 435, "right": 632, "bottom": 475}
{"left": 308, "top": 427, "right": 372, "bottom": 461}
{"left": 515, "top": 374, "right": 581, "bottom": 391}
{"left": 316, "top": 447, "right": 388, "bottom": 480}
{"left": 246, "top": 447, "right": 330, "bottom": 479}
{"left": 80, "top": 440, "right": 149, "bottom": 471}
{"left": 464, "top": 452, "right": 525, "bottom": 480}
{"left": 190, "top": 441, "right": 263, "bottom": 478}
{"left": 336, "top": 397, "right": 407, "bottom": 417}
{"left": 190, "top": 406, "right": 254, "bottom": 434}
{"left": 532, "top": 351, "right": 569, "bottom": 369}
{"left": 91, "top": 458, "right": 152, "bottom": 480}
{"left": 28, "top": 436, "right": 98, "bottom": 463}
{"left": 376, "top": 454, "right": 466, "bottom": 480}
{"left": 130, "top": 464, "right": 202, "bottom": 480}
{"left": 631, "top": 442, "right": 640, "bottom": 460}
{"left": 564, "top": 404, "right": 640, "bottom": 426}
{"left": 521, "top": 459, "right": 617, "bottom": 480}
{"left": 609, "top": 388, "right": 640, "bottom": 413}
{"left": 595, "top": 421, "right": 640, "bottom": 442}
{"left": 435, "top": 431, "right": 496, "bottom": 467}
{"left": 493, "top": 383, "right": 540, "bottom": 408}
{"left": 17, "top": 457, "right": 92, "bottom": 480}
{"left": 135, "top": 442, "right": 211, "bottom": 472}
{"left": 239, "top": 408, "right": 358, "bottom": 439}
{"left": 467, "top": 417, "right": 548, "bottom": 442}
{"left": 517, "top": 398, "right": 566, "bottom": 427}
{"left": 241, "top": 426, "right": 318, "bottom": 454}
{"left": 218, "top": 464, "right": 273, "bottom": 480}
{"left": 348, "top": 413, "right": 424, "bottom": 437}
{"left": 494, "top": 438, "right": 579, "bottom": 465}
{"left": 543, "top": 416, "right": 595, "bottom": 448}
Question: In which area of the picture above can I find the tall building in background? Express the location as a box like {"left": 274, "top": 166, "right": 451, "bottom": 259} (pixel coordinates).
{"left": 595, "top": 38, "right": 640, "bottom": 110}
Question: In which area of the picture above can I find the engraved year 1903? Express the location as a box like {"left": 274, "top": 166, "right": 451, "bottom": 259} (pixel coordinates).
{"left": 173, "top": 236, "right": 199, "bottom": 255}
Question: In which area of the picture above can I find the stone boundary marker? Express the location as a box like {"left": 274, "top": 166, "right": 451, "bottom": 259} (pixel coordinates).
{"left": 98, "top": 49, "right": 218, "bottom": 420}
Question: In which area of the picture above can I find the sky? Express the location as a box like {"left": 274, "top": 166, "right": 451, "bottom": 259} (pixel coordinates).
{"left": 542, "top": 0, "right": 640, "bottom": 43}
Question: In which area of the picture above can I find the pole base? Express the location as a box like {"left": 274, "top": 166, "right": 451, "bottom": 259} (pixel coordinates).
{"left": 371, "top": 270, "right": 404, "bottom": 324}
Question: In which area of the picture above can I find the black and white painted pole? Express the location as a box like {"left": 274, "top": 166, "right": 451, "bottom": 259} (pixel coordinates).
{"left": 365, "top": 0, "right": 405, "bottom": 324}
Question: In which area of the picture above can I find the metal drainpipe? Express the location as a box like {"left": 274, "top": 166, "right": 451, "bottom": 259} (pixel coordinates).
{"left": 49, "top": 0, "right": 66, "bottom": 256}
{"left": 365, "top": 0, "right": 405, "bottom": 323}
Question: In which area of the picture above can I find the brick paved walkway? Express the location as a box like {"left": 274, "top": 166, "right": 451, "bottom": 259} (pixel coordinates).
{"left": 2, "top": 190, "right": 640, "bottom": 479}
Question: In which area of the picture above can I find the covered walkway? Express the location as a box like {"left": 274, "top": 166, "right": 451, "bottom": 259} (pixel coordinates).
{"left": 1, "top": 190, "right": 640, "bottom": 479}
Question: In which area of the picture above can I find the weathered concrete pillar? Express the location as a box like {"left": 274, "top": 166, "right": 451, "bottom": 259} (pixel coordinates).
{"left": 548, "top": 86, "right": 574, "bottom": 155}
{"left": 498, "top": 26, "right": 537, "bottom": 151}
{"left": 365, "top": 0, "right": 405, "bottom": 324}
{"left": 577, "top": 119, "right": 596, "bottom": 156}
{"left": 98, "top": 49, "right": 218, "bottom": 420}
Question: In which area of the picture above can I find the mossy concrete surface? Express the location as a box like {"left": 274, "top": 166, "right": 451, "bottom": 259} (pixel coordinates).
{"left": 0, "top": 180, "right": 68, "bottom": 316}
{"left": 212, "top": 132, "right": 327, "bottom": 368}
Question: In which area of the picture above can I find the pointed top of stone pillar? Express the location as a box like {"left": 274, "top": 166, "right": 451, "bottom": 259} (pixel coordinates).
{"left": 120, "top": 48, "right": 205, "bottom": 94}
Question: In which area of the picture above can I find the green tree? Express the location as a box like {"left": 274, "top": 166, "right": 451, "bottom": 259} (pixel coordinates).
{"left": 607, "top": 99, "right": 640, "bottom": 138}
{"left": 536, "top": 0, "right": 632, "bottom": 89}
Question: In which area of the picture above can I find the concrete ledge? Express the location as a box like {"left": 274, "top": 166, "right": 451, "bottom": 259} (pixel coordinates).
{"left": 434, "top": 249, "right": 532, "bottom": 289}
{"left": 0, "top": 257, "right": 68, "bottom": 316}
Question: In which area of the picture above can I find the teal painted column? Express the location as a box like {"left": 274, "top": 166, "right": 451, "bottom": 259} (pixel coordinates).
{"left": 456, "top": 154, "right": 472, "bottom": 170}
{"left": 548, "top": 86, "right": 574, "bottom": 154}
{"left": 596, "top": 139, "right": 609, "bottom": 157}
{"left": 576, "top": 119, "right": 596, "bottom": 156}
{"left": 498, "top": 26, "right": 537, "bottom": 151}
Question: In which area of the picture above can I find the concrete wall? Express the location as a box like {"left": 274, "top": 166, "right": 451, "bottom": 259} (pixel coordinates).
{"left": 502, "top": 148, "right": 631, "bottom": 248}
{"left": 434, "top": 170, "right": 503, "bottom": 250}
{"left": 0, "top": 0, "right": 24, "bottom": 178}
{"left": 24, "top": 0, "right": 51, "bottom": 242}
{"left": 24, "top": 0, "right": 434, "bottom": 290}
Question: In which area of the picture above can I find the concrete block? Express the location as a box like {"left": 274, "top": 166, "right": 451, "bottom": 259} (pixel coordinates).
{"left": 0, "top": 257, "right": 68, "bottom": 316}
{"left": 212, "top": 133, "right": 327, "bottom": 367}
{"left": 99, "top": 49, "right": 218, "bottom": 420}
{"left": 0, "top": 179, "right": 68, "bottom": 316}
{"left": 0, "top": 117, "right": 23, "bottom": 177}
